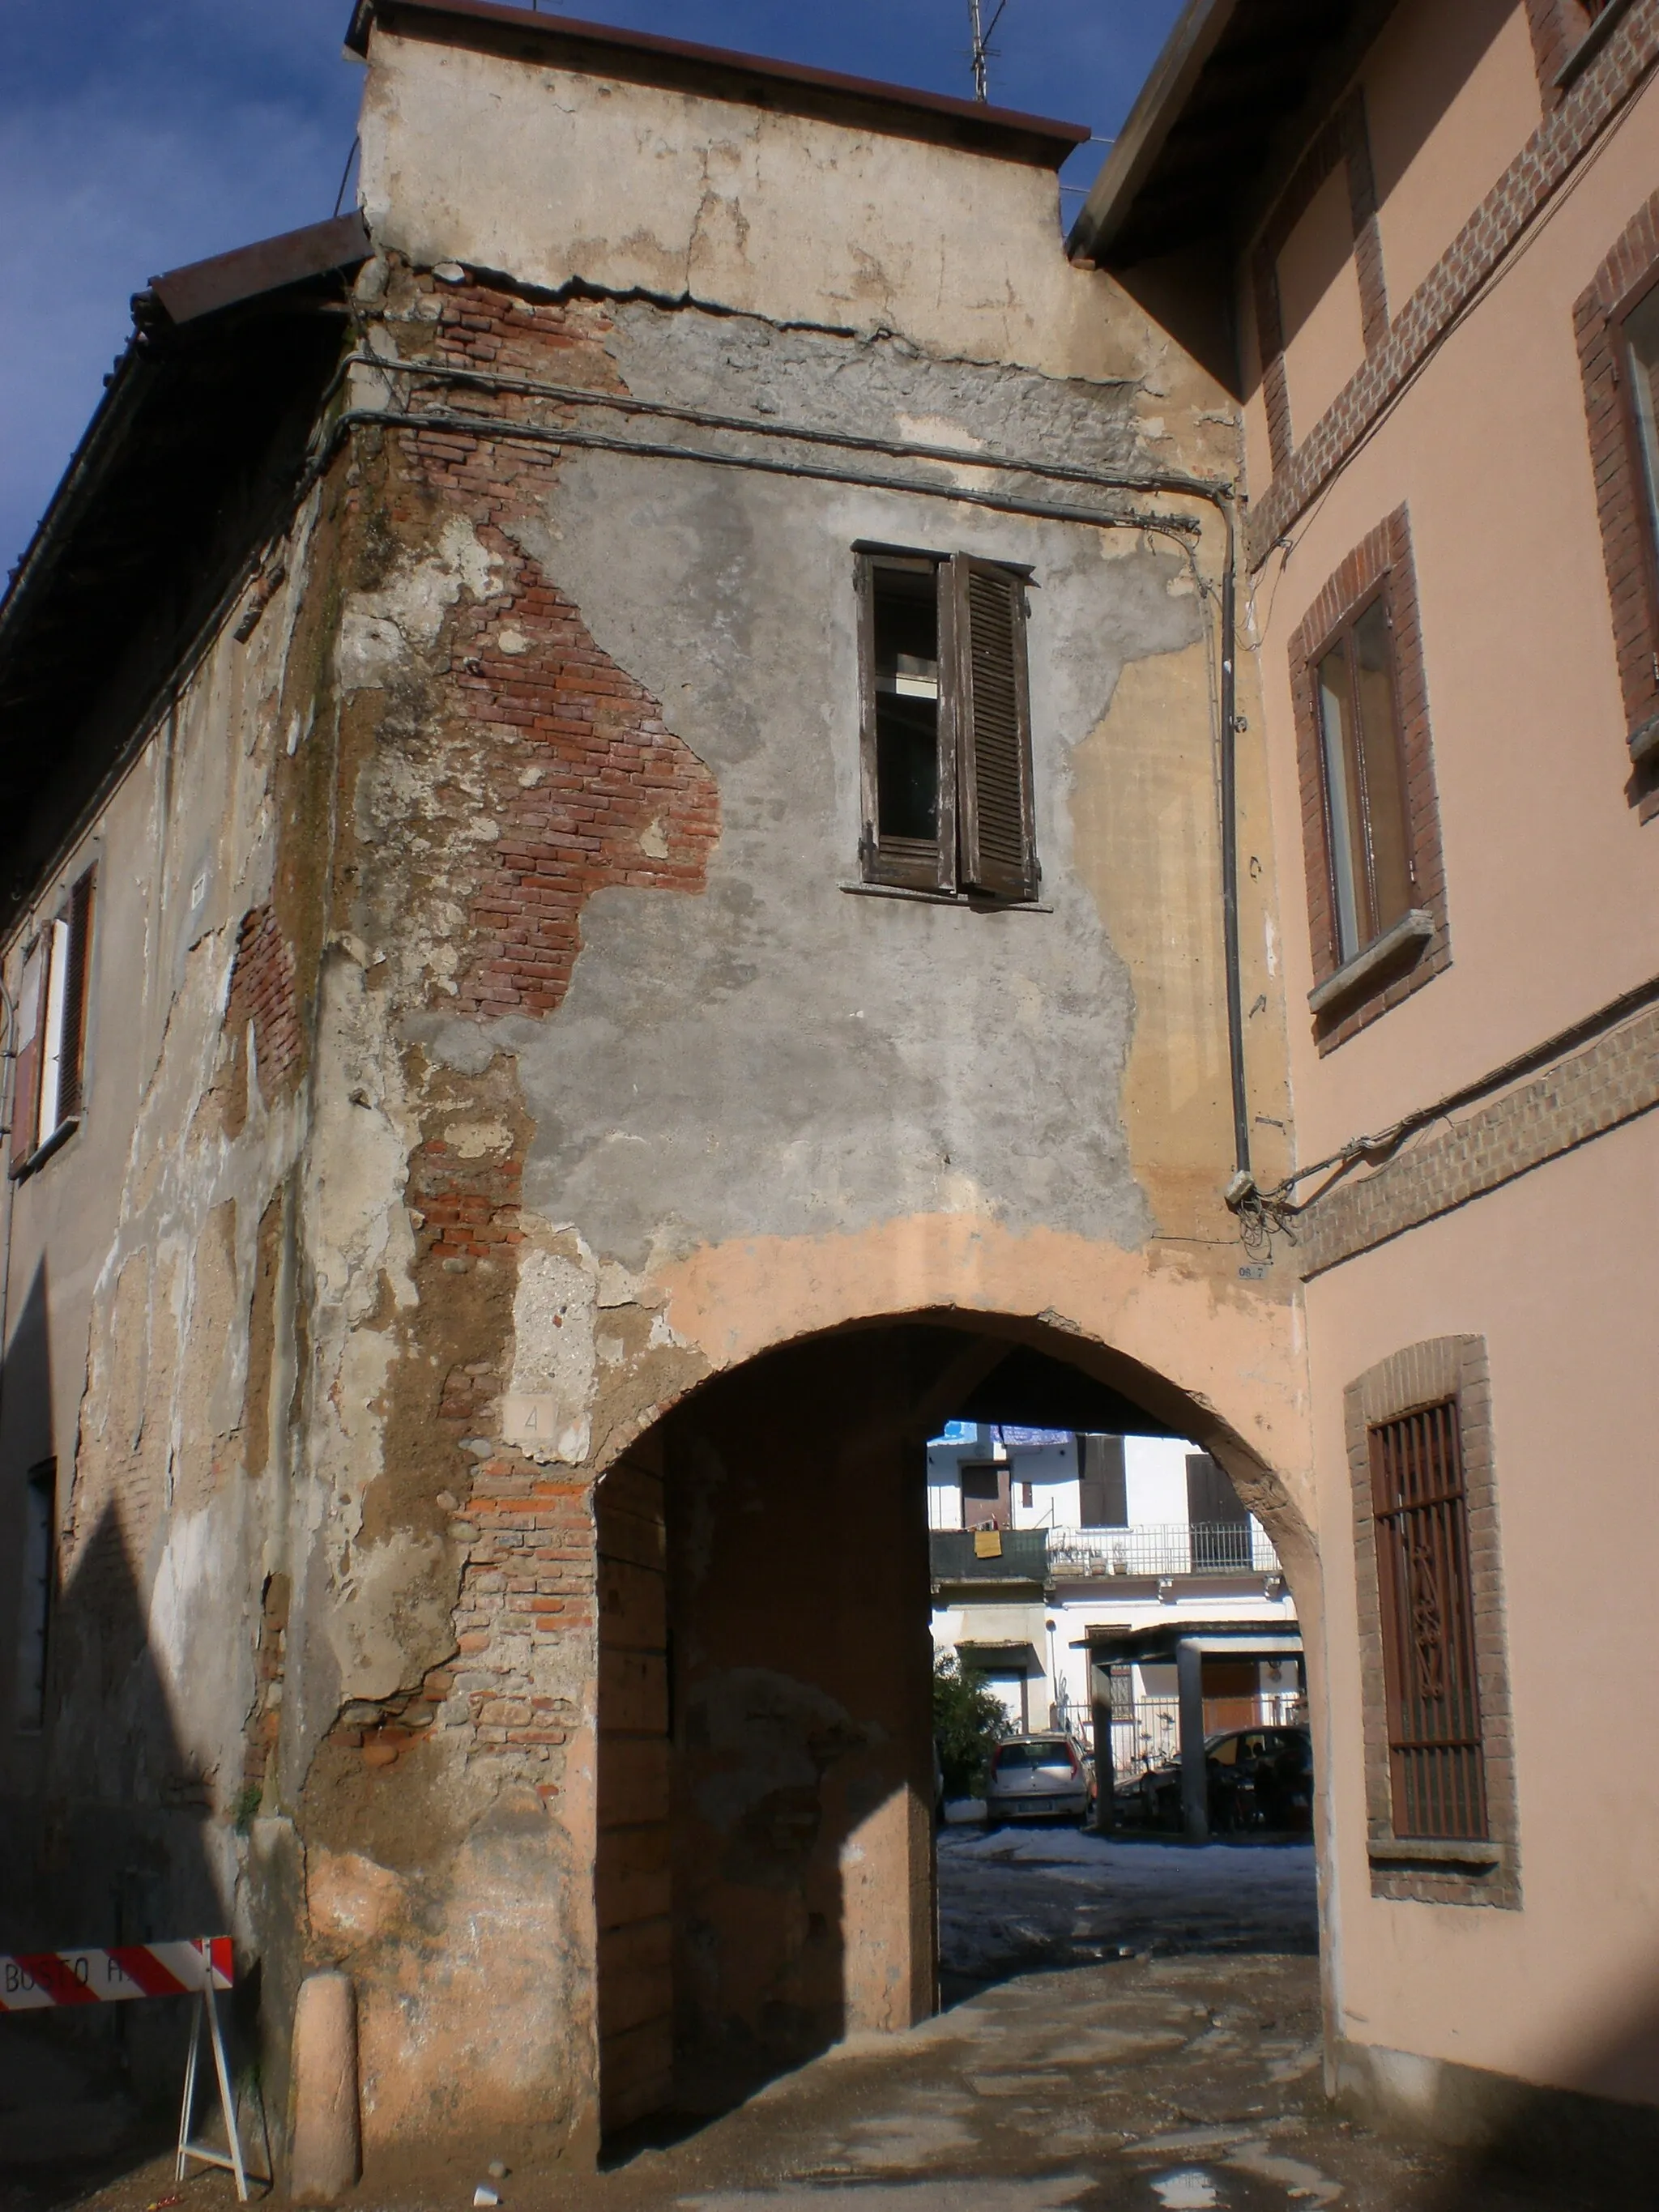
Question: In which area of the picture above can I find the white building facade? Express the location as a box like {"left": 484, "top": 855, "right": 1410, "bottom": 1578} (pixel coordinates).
{"left": 928, "top": 1424, "right": 1303, "bottom": 1789}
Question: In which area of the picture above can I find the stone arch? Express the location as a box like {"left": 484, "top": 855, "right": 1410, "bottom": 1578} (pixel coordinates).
{"left": 590, "top": 1285, "right": 1319, "bottom": 2139}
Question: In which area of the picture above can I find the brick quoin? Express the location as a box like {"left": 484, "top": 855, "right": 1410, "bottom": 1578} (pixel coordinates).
{"left": 224, "top": 905, "right": 301, "bottom": 1097}
{"left": 357, "top": 275, "right": 720, "bottom": 1021}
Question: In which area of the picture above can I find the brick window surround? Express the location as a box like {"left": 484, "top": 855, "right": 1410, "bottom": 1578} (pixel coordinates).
{"left": 1252, "top": 88, "right": 1389, "bottom": 476}
{"left": 1575, "top": 188, "right": 1659, "bottom": 812}
{"left": 1287, "top": 506, "right": 1449, "bottom": 1052}
{"left": 1346, "top": 1336, "right": 1520, "bottom": 1909}
{"left": 1525, "top": 0, "right": 1631, "bottom": 94}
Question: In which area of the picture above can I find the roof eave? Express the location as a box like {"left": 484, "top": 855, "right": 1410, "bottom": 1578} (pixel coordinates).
{"left": 1066, "top": 0, "right": 1238, "bottom": 263}
{"left": 0, "top": 212, "right": 369, "bottom": 672}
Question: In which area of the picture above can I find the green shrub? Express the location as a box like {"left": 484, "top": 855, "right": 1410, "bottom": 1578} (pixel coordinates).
{"left": 932, "top": 1652, "right": 1008, "bottom": 1800}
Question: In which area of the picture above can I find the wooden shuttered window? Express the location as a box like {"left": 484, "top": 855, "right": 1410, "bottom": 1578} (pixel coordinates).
{"left": 953, "top": 557, "right": 1037, "bottom": 899}
{"left": 56, "top": 867, "right": 95, "bottom": 1125}
{"left": 1370, "top": 1400, "right": 1488, "bottom": 1842}
{"left": 8, "top": 865, "right": 95, "bottom": 1178}
{"left": 857, "top": 551, "right": 1035, "bottom": 899}
{"left": 9, "top": 941, "right": 43, "bottom": 1178}
{"left": 1077, "top": 1433, "right": 1127, "bottom": 1528}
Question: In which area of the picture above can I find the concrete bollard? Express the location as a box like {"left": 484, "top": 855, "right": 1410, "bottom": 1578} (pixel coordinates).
{"left": 289, "top": 1972, "right": 360, "bottom": 2202}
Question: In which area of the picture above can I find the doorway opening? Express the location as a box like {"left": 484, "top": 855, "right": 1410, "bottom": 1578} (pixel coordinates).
{"left": 592, "top": 1315, "right": 1307, "bottom": 2141}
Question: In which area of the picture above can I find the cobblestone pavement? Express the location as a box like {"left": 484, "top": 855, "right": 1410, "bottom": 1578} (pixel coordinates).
{"left": 2, "top": 1835, "right": 1606, "bottom": 2212}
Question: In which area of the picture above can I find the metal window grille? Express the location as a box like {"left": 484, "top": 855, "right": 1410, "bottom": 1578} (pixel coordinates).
{"left": 1370, "top": 1401, "right": 1486, "bottom": 1840}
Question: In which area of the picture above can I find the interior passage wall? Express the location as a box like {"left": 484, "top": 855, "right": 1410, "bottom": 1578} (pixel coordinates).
{"left": 663, "top": 1333, "right": 936, "bottom": 2113}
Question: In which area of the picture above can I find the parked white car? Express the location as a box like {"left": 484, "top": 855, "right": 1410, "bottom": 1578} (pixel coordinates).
{"left": 984, "top": 1734, "right": 1090, "bottom": 1822}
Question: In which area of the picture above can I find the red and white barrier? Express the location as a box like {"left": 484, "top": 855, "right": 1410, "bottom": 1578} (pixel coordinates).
{"left": 0, "top": 1937, "right": 232, "bottom": 2010}
{"left": 0, "top": 1937, "right": 251, "bottom": 2198}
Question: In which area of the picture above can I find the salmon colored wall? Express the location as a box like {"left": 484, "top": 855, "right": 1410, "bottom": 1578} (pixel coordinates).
{"left": 1249, "top": 60, "right": 1659, "bottom": 1162}
{"left": 1277, "top": 164, "right": 1367, "bottom": 444}
{"left": 1307, "top": 1117, "right": 1659, "bottom": 2102}
{"left": 1363, "top": 0, "right": 1542, "bottom": 318}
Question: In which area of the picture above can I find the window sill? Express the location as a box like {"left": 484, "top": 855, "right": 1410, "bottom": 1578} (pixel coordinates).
{"left": 1307, "top": 910, "right": 1434, "bottom": 1016}
{"left": 1367, "top": 1837, "right": 1503, "bottom": 1868}
{"left": 1555, "top": 0, "right": 1637, "bottom": 91}
{"left": 841, "top": 881, "right": 1050, "bottom": 912}
{"left": 1628, "top": 710, "right": 1659, "bottom": 766}
{"left": 6, "top": 1115, "right": 80, "bottom": 1184}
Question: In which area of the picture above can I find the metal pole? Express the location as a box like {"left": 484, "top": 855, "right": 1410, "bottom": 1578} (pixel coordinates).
{"left": 175, "top": 1994, "right": 203, "bottom": 2183}
{"left": 204, "top": 1988, "right": 250, "bottom": 2202}
{"left": 1090, "top": 1660, "right": 1116, "bottom": 1834}
{"left": 1177, "top": 1639, "right": 1209, "bottom": 1843}
{"left": 969, "top": 0, "right": 988, "bottom": 100}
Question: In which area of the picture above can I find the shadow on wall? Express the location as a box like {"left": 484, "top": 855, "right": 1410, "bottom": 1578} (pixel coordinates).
{"left": 1422, "top": 1980, "right": 1659, "bottom": 2206}
{"left": 596, "top": 1328, "right": 945, "bottom": 2147}
{"left": 0, "top": 1264, "right": 235, "bottom": 2197}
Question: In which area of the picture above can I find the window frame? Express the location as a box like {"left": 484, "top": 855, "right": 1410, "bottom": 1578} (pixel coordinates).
{"left": 1369, "top": 1400, "right": 1487, "bottom": 1844}
{"left": 855, "top": 550, "right": 958, "bottom": 895}
{"left": 1611, "top": 262, "right": 1659, "bottom": 698}
{"left": 1310, "top": 580, "right": 1419, "bottom": 967}
{"left": 1345, "top": 1337, "right": 1519, "bottom": 1908}
{"left": 854, "top": 547, "right": 1038, "bottom": 903}
{"left": 1288, "top": 507, "right": 1449, "bottom": 1049}
{"left": 8, "top": 864, "right": 95, "bottom": 1180}
{"left": 1575, "top": 196, "right": 1659, "bottom": 804}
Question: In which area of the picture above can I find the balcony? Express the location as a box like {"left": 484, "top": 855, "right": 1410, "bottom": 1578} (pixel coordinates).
{"left": 928, "top": 1528, "right": 1051, "bottom": 1583}
{"left": 929, "top": 1521, "right": 1282, "bottom": 1586}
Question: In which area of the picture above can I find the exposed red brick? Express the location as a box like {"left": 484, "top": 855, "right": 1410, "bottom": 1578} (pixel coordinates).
{"left": 352, "top": 278, "right": 720, "bottom": 1021}
{"left": 224, "top": 906, "right": 301, "bottom": 1099}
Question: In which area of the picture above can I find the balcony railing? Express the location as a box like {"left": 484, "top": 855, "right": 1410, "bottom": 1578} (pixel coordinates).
{"left": 930, "top": 1521, "right": 1282, "bottom": 1584}
{"left": 1048, "top": 1521, "right": 1281, "bottom": 1578}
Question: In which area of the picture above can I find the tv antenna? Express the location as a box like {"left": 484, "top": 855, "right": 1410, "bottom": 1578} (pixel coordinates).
{"left": 967, "top": 0, "right": 1013, "bottom": 102}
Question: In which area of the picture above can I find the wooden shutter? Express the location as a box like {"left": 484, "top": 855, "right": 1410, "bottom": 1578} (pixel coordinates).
{"left": 1187, "top": 1451, "right": 1250, "bottom": 1571}
{"left": 1077, "top": 1434, "right": 1127, "bottom": 1527}
{"left": 9, "top": 943, "right": 43, "bottom": 1177}
{"left": 56, "top": 868, "right": 94, "bottom": 1124}
{"left": 952, "top": 556, "right": 1036, "bottom": 899}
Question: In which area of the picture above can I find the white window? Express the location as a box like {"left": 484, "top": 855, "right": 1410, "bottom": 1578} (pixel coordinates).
{"left": 10, "top": 868, "right": 93, "bottom": 1174}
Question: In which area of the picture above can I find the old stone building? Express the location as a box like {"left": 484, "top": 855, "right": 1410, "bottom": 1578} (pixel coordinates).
{"left": 0, "top": 0, "right": 1300, "bottom": 2167}
{"left": 3, "top": 0, "right": 1653, "bottom": 2186}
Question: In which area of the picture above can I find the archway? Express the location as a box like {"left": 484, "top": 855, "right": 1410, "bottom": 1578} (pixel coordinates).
{"left": 592, "top": 1312, "right": 1316, "bottom": 2138}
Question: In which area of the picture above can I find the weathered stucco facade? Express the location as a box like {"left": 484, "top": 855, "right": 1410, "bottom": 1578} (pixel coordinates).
{"left": 0, "top": 2, "right": 1310, "bottom": 2172}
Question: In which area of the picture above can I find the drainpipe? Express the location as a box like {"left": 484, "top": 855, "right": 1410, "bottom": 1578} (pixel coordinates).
{"left": 1217, "top": 502, "right": 1251, "bottom": 1187}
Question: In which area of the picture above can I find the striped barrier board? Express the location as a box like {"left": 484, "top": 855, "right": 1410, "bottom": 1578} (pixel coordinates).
{"left": 0, "top": 1938, "right": 232, "bottom": 2010}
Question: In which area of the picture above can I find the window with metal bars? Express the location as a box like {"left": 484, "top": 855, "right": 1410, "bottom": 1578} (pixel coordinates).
{"left": 1369, "top": 1400, "right": 1487, "bottom": 1841}
{"left": 855, "top": 549, "right": 1037, "bottom": 900}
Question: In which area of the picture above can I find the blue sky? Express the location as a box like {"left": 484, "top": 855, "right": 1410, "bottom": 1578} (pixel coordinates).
{"left": 0, "top": 0, "right": 1183, "bottom": 580}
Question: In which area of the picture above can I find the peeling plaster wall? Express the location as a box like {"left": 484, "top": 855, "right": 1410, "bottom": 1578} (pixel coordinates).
{"left": 0, "top": 467, "right": 336, "bottom": 2109}
{"left": 1, "top": 33, "right": 1310, "bottom": 2176}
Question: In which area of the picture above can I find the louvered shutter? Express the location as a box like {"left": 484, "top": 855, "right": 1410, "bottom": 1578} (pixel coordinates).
{"left": 9, "top": 944, "right": 42, "bottom": 1177}
{"left": 952, "top": 556, "right": 1036, "bottom": 898}
{"left": 56, "top": 867, "right": 95, "bottom": 1123}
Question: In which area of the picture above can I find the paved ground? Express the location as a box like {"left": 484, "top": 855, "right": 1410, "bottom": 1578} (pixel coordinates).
{"left": 0, "top": 1834, "right": 1606, "bottom": 2212}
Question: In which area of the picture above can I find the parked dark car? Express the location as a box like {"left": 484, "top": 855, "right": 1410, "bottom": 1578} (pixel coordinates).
{"left": 1141, "top": 1724, "right": 1312, "bottom": 1834}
